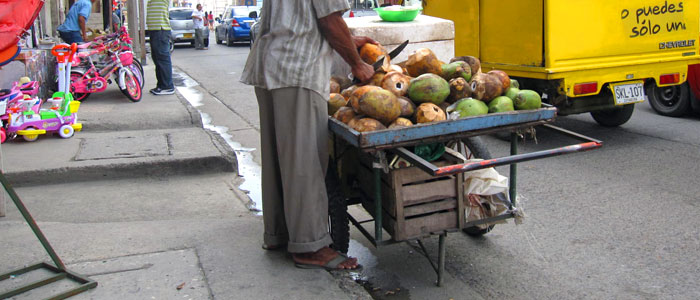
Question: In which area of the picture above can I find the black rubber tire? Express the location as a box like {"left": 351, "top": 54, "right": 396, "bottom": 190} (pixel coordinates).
{"left": 216, "top": 35, "right": 222, "bottom": 44}
{"left": 590, "top": 103, "right": 635, "bottom": 127}
{"left": 461, "top": 136, "right": 496, "bottom": 237}
{"left": 227, "top": 34, "right": 235, "bottom": 47}
{"left": 327, "top": 162, "right": 350, "bottom": 253}
{"left": 647, "top": 82, "right": 690, "bottom": 117}
{"left": 128, "top": 58, "right": 145, "bottom": 89}
{"left": 69, "top": 71, "right": 91, "bottom": 102}
{"left": 204, "top": 38, "right": 209, "bottom": 47}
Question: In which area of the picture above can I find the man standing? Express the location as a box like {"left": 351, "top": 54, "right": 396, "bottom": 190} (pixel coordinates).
{"left": 192, "top": 4, "right": 207, "bottom": 50}
{"left": 57, "top": 0, "right": 99, "bottom": 44}
{"left": 241, "top": 1, "right": 375, "bottom": 270}
{"left": 146, "top": 0, "right": 175, "bottom": 95}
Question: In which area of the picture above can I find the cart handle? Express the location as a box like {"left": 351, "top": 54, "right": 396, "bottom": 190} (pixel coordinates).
{"left": 391, "top": 124, "right": 603, "bottom": 177}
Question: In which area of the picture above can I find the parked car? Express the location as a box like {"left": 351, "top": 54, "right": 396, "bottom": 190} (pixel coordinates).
{"left": 249, "top": 14, "right": 260, "bottom": 49}
{"left": 215, "top": 6, "right": 257, "bottom": 46}
{"left": 648, "top": 63, "right": 700, "bottom": 117}
{"left": 169, "top": 7, "right": 209, "bottom": 48}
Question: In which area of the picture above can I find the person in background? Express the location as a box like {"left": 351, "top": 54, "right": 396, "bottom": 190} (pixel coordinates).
{"left": 146, "top": 0, "right": 175, "bottom": 95}
{"left": 192, "top": 4, "right": 207, "bottom": 50}
{"left": 57, "top": 0, "right": 99, "bottom": 44}
{"left": 241, "top": 0, "right": 375, "bottom": 270}
{"left": 208, "top": 11, "right": 215, "bottom": 30}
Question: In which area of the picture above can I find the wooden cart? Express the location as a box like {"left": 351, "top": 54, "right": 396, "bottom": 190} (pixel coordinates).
{"left": 327, "top": 104, "right": 602, "bottom": 286}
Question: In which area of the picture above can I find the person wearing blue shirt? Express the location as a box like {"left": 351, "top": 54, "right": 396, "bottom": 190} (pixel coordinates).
{"left": 57, "top": 0, "right": 99, "bottom": 44}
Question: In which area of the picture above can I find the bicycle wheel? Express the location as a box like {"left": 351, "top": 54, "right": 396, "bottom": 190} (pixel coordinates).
{"left": 69, "top": 71, "right": 91, "bottom": 101}
{"left": 127, "top": 58, "right": 145, "bottom": 89}
{"left": 120, "top": 69, "right": 142, "bottom": 102}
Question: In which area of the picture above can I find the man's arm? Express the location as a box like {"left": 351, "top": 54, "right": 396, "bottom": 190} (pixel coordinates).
{"left": 318, "top": 11, "right": 375, "bottom": 83}
{"left": 79, "top": 16, "right": 87, "bottom": 40}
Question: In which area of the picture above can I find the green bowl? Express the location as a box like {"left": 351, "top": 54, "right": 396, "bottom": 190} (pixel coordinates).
{"left": 375, "top": 7, "right": 421, "bottom": 22}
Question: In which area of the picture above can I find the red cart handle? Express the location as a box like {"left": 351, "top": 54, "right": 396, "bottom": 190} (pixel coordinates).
{"left": 51, "top": 43, "right": 78, "bottom": 63}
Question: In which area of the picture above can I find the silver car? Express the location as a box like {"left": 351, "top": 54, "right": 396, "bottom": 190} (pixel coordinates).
{"left": 169, "top": 8, "right": 209, "bottom": 48}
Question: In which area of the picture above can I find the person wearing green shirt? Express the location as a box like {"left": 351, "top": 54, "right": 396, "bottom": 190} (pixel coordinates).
{"left": 146, "top": 0, "right": 174, "bottom": 95}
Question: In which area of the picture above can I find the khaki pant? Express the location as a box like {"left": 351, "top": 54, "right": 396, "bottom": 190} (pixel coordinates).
{"left": 194, "top": 28, "right": 205, "bottom": 49}
{"left": 255, "top": 87, "right": 333, "bottom": 253}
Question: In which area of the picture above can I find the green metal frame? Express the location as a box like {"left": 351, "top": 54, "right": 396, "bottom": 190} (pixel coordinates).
{"left": 0, "top": 171, "right": 97, "bottom": 299}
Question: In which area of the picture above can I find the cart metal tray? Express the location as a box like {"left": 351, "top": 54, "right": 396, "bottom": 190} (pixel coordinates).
{"left": 329, "top": 105, "right": 557, "bottom": 151}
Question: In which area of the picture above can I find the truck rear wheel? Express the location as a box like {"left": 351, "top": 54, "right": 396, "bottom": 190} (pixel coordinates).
{"left": 590, "top": 103, "right": 635, "bottom": 127}
{"left": 647, "top": 82, "right": 690, "bottom": 117}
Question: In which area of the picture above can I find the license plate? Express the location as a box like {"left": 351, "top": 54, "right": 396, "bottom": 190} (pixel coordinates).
{"left": 610, "top": 81, "right": 645, "bottom": 105}
{"left": 183, "top": 33, "right": 193, "bottom": 38}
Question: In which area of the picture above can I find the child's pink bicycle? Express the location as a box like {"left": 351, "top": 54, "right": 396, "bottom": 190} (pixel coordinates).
{"left": 69, "top": 41, "right": 142, "bottom": 102}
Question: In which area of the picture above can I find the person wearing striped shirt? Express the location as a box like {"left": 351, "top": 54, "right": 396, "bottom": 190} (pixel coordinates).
{"left": 241, "top": 0, "right": 375, "bottom": 271}
{"left": 146, "top": 0, "right": 174, "bottom": 95}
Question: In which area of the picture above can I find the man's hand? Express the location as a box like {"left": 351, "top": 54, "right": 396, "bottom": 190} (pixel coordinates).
{"left": 352, "top": 36, "right": 378, "bottom": 49}
{"left": 351, "top": 61, "right": 375, "bottom": 83}
{"left": 318, "top": 12, "right": 376, "bottom": 84}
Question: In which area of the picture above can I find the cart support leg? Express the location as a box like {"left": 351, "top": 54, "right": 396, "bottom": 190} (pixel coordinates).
{"left": 509, "top": 132, "right": 518, "bottom": 208}
{"left": 373, "top": 165, "right": 383, "bottom": 243}
{"left": 437, "top": 233, "right": 446, "bottom": 287}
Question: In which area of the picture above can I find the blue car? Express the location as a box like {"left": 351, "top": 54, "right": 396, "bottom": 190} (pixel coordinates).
{"left": 215, "top": 6, "right": 258, "bottom": 46}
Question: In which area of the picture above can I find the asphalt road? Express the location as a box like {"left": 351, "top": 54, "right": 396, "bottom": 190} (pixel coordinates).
{"left": 170, "top": 42, "right": 700, "bottom": 300}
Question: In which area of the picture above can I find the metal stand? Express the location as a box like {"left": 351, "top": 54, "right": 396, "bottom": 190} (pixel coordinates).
{"left": 0, "top": 172, "right": 97, "bottom": 299}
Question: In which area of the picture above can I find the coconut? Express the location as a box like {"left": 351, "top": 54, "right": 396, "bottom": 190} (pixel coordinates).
{"left": 455, "top": 98, "right": 489, "bottom": 117}
{"left": 470, "top": 73, "right": 503, "bottom": 103}
{"left": 487, "top": 70, "right": 511, "bottom": 91}
{"left": 514, "top": 90, "right": 542, "bottom": 110}
{"left": 388, "top": 117, "right": 413, "bottom": 129}
{"left": 369, "top": 72, "right": 386, "bottom": 86}
{"left": 450, "top": 56, "right": 481, "bottom": 75}
{"left": 449, "top": 77, "right": 472, "bottom": 103}
{"left": 415, "top": 103, "right": 447, "bottom": 123}
{"left": 488, "top": 96, "right": 515, "bottom": 113}
{"left": 350, "top": 85, "right": 382, "bottom": 113}
{"left": 341, "top": 85, "right": 358, "bottom": 101}
{"left": 357, "top": 88, "right": 401, "bottom": 125}
{"left": 381, "top": 71, "right": 412, "bottom": 97}
{"left": 330, "top": 79, "right": 341, "bottom": 94}
{"left": 504, "top": 87, "right": 520, "bottom": 100}
{"left": 352, "top": 118, "right": 386, "bottom": 132}
{"left": 359, "top": 43, "right": 386, "bottom": 65}
{"left": 333, "top": 106, "right": 356, "bottom": 124}
{"left": 328, "top": 93, "right": 347, "bottom": 115}
{"left": 397, "top": 96, "right": 416, "bottom": 117}
{"left": 407, "top": 73, "right": 451, "bottom": 105}
{"left": 441, "top": 61, "right": 472, "bottom": 82}
{"left": 405, "top": 48, "right": 443, "bottom": 77}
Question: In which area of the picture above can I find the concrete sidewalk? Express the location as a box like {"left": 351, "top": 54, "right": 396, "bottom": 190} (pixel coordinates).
{"left": 0, "top": 64, "right": 371, "bottom": 299}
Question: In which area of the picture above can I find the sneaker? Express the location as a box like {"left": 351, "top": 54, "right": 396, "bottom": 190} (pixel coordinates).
{"left": 150, "top": 88, "right": 175, "bottom": 95}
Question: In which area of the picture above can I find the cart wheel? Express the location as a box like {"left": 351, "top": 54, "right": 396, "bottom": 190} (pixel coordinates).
{"left": 58, "top": 124, "right": 74, "bottom": 138}
{"left": 461, "top": 136, "right": 496, "bottom": 236}
{"left": 327, "top": 162, "right": 350, "bottom": 253}
{"left": 22, "top": 128, "right": 39, "bottom": 142}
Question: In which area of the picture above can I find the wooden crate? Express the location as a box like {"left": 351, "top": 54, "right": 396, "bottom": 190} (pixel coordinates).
{"left": 355, "top": 152, "right": 464, "bottom": 241}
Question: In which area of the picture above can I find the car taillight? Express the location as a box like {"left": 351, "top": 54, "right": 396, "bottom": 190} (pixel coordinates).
{"left": 574, "top": 82, "right": 598, "bottom": 95}
{"left": 231, "top": 19, "right": 240, "bottom": 27}
{"left": 659, "top": 73, "right": 680, "bottom": 85}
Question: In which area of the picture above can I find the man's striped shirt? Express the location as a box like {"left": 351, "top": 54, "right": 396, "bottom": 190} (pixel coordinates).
{"left": 240, "top": 0, "right": 350, "bottom": 97}
{"left": 146, "top": 0, "right": 171, "bottom": 31}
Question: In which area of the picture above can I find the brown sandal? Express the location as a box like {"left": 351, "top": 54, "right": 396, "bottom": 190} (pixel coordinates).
{"left": 261, "top": 243, "right": 286, "bottom": 251}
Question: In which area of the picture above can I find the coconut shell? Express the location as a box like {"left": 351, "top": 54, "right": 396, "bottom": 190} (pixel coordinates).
{"left": 450, "top": 56, "right": 481, "bottom": 75}
{"left": 333, "top": 106, "right": 356, "bottom": 124}
{"left": 359, "top": 43, "right": 387, "bottom": 65}
{"left": 487, "top": 70, "right": 511, "bottom": 91}
{"left": 381, "top": 71, "right": 412, "bottom": 97}
{"left": 470, "top": 73, "right": 503, "bottom": 103}
{"left": 389, "top": 117, "right": 413, "bottom": 129}
{"left": 397, "top": 96, "right": 416, "bottom": 117}
{"left": 352, "top": 118, "right": 387, "bottom": 132}
{"left": 449, "top": 77, "right": 472, "bottom": 103}
{"left": 405, "top": 48, "right": 443, "bottom": 77}
{"left": 441, "top": 61, "right": 471, "bottom": 82}
{"left": 382, "top": 64, "right": 404, "bottom": 74}
{"left": 415, "top": 103, "right": 447, "bottom": 123}
{"left": 350, "top": 85, "right": 382, "bottom": 113}
{"left": 328, "top": 93, "right": 348, "bottom": 116}
{"left": 347, "top": 115, "right": 363, "bottom": 129}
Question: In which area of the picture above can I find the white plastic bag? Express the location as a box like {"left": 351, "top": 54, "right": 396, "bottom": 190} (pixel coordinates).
{"left": 464, "top": 159, "right": 511, "bottom": 228}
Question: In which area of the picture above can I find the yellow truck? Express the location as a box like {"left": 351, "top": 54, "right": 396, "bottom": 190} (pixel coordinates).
{"left": 423, "top": 0, "right": 700, "bottom": 126}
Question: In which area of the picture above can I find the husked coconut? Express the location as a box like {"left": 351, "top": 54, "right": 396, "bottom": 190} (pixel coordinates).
{"left": 357, "top": 88, "right": 401, "bottom": 125}
{"left": 415, "top": 103, "right": 447, "bottom": 123}
{"left": 449, "top": 77, "right": 472, "bottom": 102}
{"left": 359, "top": 43, "right": 387, "bottom": 65}
{"left": 405, "top": 48, "right": 443, "bottom": 77}
{"left": 381, "top": 71, "right": 412, "bottom": 97}
{"left": 470, "top": 73, "right": 503, "bottom": 103}
{"left": 341, "top": 85, "right": 358, "bottom": 101}
{"left": 352, "top": 118, "right": 387, "bottom": 132}
{"left": 397, "top": 96, "right": 416, "bottom": 117}
{"left": 369, "top": 72, "right": 386, "bottom": 86}
{"left": 487, "top": 70, "right": 511, "bottom": 91}
{"left": 350, "top": 85, "right": 382, "bottom": 113}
